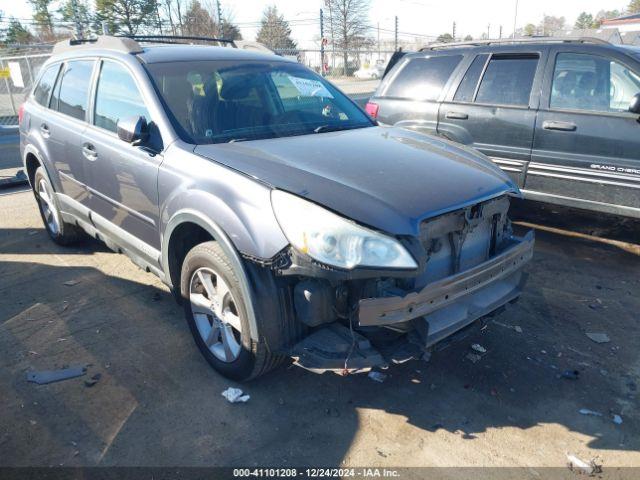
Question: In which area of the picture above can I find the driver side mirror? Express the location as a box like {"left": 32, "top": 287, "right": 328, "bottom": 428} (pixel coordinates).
{"left": 629, "top": 93, "right": 640, "bottom": 115}
{"left": 117, "top": 116, "right": 149, "bottom": 145}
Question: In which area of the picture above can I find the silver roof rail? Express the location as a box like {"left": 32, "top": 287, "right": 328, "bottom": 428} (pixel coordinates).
{"left": 52, "top": 36, "right": 143, "bottom": 55}
{"left": 420, "top": 36, "right": 611, "bottom": 51}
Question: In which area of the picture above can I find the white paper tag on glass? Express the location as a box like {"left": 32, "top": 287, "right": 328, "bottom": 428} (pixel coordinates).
{"left": 288, "top": 76, "right": 333, "bottom": 98}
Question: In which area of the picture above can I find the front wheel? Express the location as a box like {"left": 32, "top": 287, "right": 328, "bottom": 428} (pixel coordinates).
{"left": 180, "top": 241, "right": 282, "bottom": 381}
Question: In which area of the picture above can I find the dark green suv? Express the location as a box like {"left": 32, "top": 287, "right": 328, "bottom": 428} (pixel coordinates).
{"left": 367, "top": 38, "right": 640, "bottom": 219}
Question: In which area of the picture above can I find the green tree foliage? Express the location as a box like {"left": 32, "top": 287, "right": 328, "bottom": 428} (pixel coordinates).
{"left": 256, "top": 5, "right": 296, "bottom": 50}
{"left": 463, "top": 34, "right": 473, "bottom": 41}
{"left": 58, "top": 0, "right": 92, "bottom": 36}
{"left": 182, "top": 0, "right": 217, "bottom": 37}
{"left": 220, "top": 18, "right": 242, "bottom": 40}
{"left": 436, "top": 33, "right": 454, "bottom": 43}
{"left": 628, "top": 0, "right": 640, "bottom": 14}
{"left": 95, "top": 0, "right": 158, "bottom": 35}
{"left": 523, "top": 23, "right": 537, "bottom": 36}
{"left": 28, "top": 0, "right": 55, "bottom": 39}
{"left": 574, "top": 12, "right": 596, "bottom": 29}
{"left": 5, "top": 18, "right": 34, "bottom": 44}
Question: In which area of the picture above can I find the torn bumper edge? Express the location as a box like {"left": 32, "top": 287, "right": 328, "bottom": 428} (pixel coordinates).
{"left": 358, "top": 230, "right": 535, "bottom": 328}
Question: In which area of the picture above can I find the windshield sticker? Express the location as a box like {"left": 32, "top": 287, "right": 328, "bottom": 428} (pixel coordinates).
{"left": 288, "top": 76, "right": 334, "bottom": 98}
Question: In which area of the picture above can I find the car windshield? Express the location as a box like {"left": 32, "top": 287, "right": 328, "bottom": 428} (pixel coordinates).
{"left": 145, "top": 60, "right": 373, "bottom": 144}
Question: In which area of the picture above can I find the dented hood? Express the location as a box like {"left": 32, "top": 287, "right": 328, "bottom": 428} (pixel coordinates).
{"left": 194, "top": 126, "right": 519, "bottom": 236}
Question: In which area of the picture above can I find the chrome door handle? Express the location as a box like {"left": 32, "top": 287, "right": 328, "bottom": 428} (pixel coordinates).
{"left": 543, "top": 121, "right": 577, "bottom": 131}
{"left": 82, "top": 143, "right": 98, "bottom": 160}
{"left": 446, "top": 111, "right": 468, "bottom": 120}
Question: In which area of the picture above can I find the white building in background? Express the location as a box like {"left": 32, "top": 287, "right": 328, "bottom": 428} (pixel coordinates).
{"left": 601, "top": 13, "right": 640, "bottom": 33}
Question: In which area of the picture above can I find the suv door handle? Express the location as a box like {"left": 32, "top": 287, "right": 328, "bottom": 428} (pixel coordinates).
{"left": 40, "top": 124, "right": 50, "bottom": 138}
{"left": 543, "top": 121, "right": 577, "bottom": 132}
{"left": 82, "top": 143, "right": 98, "bottom": 161}
{"left": 446, "top": 111, "right": 468, "bottom": 120}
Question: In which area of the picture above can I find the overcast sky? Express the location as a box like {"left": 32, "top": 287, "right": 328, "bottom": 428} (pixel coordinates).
{"left": 6, "top": 0, "right": 629, "bottom": 47}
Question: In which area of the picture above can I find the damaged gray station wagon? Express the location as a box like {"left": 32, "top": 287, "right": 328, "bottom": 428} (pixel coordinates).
{"left": 20, "top": 36, "right": 534, "bottom": 380}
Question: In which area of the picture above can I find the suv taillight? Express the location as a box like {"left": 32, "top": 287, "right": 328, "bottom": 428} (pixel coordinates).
{"left": 18, "top": 103, "right": 25, "bottom": 125}
{"left": 365, "top": 102, "right": 379, "bottom": 119}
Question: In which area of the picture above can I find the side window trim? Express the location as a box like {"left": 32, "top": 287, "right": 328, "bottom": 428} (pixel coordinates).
{"left": 49, "top": 58, "right": 98, "bottom": 123}
{"left": 31, "top": 62, "right": 62, "bottom": 109}
{"left": 470, "top": 54, "right": 491, "bottom": 103}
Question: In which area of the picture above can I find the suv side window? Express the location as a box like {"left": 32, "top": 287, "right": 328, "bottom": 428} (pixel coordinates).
{"left": 33, "top": 64, "right": 60, "bottom": 107}
{"left": 384, "top": 55, "right": 462, "bottom": 101}
{"left": 550, "top": 52, "right": 640, "bottom": 113}
{"left": 94, "top": 60, "right": 150, "bottom": 133}
{"left": 54, "top": 60, "right": 95, "bottom": 121}
{"left": 475, "top": 55, "right": 539, "bottom": 106}
{"left": 454, "top": 54, "right": 489, "bottom": 103}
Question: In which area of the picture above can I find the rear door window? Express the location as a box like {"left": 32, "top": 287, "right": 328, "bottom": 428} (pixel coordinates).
{"left": 33, "top": 64, "right": 60, "bottom": 107}
{"left": 550, "top": 52, "right": 640, "bottom": 113}
{"left": 54, "top": 60, "right": 94, "bottom": 121}
{"left": 475, "top": 55, "right": 539, "bottom": 106}
{"left": 384, "top": 55, "right": 462, "bottom": 101}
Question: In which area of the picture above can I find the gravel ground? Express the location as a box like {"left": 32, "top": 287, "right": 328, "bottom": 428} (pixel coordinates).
{"left": 1, "top": 187, "right": 639, "bottom": 473}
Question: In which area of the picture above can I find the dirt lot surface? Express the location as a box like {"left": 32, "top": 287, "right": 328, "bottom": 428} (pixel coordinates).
{"left": 1, "top": 187, "right": 639, "bottom": 472}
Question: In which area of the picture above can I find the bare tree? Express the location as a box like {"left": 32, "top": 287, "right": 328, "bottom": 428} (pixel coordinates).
{"left": 538, "top": 15, "right": 565, "bottom": 36}
{"left": 326, "top": 0, "right": 371, "bottom": 75}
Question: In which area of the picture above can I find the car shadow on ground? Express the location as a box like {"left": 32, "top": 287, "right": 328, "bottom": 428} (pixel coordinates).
{"left": 0, "top": 214, "right": 638, "bottom": 467}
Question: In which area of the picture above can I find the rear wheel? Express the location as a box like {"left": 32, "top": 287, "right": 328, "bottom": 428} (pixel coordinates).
{"left": 33, "top": 166, "right": 83, "bottom": 245}
{"left": 180, "top": 241, "right": 283, "bottom": 381}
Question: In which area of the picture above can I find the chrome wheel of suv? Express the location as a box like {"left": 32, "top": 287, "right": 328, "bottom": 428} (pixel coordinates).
{"left": 189, "top": 267, "right": 242, "bottom": 363}
{"left": 37, "top": 178, "right": 60, "bottom": 236}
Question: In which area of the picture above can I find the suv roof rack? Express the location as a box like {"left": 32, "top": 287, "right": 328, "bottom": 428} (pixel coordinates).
{"left": 53, "top": 35, "right": 144, "bottom": 55}
{"left": 419, "top": 36, "right": 611, "bottom": 51}
{"left": 119, "top": 35, "right": 237, "bottom": 48}
{"left": 52, "top": 34, "right": 237, "bottom": 55}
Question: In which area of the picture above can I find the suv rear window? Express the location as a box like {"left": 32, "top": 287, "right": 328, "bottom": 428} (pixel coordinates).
{"left": 384, "top": 55, "right": 462, "bottom": 101}
{"left": 475, "top": 55, "right": 538, "bottom": 106}
{"left": 54, "top": 60, "right": 94, "bottom": 121}
{"left": 33, "top": 64, "right": 60, "bottom": 107}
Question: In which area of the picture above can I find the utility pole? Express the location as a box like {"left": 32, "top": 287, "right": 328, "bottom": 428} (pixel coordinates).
{"left": 70, "top": 0, "right": 84, "bottom": 39}
{"left": 513, "top": 0, "right": 519, "bottom": 38}
{"left": 487, "top": 23, "right": 490, "bottom": 39}
{"left": 377, "top": 22, "right": 380, "bottom": 58}
{"left": 156, "top": 1, "right": 164, "bottom": 35}
{"left": 452, "top": 21, "right": 456, "bottom": 41}
{"left": 320, "top": 9, "right": 325, "bottom": 77}
{"left": 216, "top": 0, "right": 224, "bottom": 38}
{"left": 499, "top": 25, "right": 503, "bottom": 39}
{"left": 394, "top": 16, "right": 398, "bottom": 51}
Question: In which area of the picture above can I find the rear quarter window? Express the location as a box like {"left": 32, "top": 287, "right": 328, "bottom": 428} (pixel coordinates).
{"left": 33, "top": 64, "right": 60, "bottom": 107}
{"left": 384, "top": 55, "right": 462, "bottom": 101}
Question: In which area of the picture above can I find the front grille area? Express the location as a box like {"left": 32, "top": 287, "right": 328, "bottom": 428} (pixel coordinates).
{"left": 415, "top": 195, "right": 510, "bottom": 289}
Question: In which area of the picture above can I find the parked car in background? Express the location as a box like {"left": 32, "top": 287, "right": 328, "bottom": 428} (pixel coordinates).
{"left": 355, "top": 62, "right": 386, "bottom": 79}
{"left": 367, "top": 38, "right": 640, "bottom": 219}
{"left": 20, "top": 35, "right": 533, "bottom": 381}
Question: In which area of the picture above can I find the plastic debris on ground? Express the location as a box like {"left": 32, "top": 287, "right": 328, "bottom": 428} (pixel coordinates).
{"left": 465, "top": 353, "right": 482, "bottom": 364}
{"left": 84, "top": 373, "right": 102, "bottom": 388}
{"left": 221, "top": 387, "right": 250, "bottom": 403}
{"left": 560, "top": 369, "right": 580, "bottom": 380}
{"left": 63, "top": 280, "right": 81, "bottom": 287}
{"left": 471, "top": 344, "right": 486, "bottom": 353}
{"left": 585, "top": 332, "right": 610, "bottom": 344}
{"left": 368, "top": 371, "right": 387, "bottom": 383}
{"left": 579, "top": 408, "right": 603, "bottom": 417}
{"left": 566, "top": 453, "right": 603, "bottom": 475}
{"left": 26, "top": 366, "right": 87, "bottom": 385}
{"left": 492, "top": 320, "right": 523, "bottom": 333}
{"left": 612, "top": 414, "right": 623, "bottom": 425}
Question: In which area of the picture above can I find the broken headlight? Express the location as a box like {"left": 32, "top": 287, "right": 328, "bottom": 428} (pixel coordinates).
{"left": 271, "top": 190, "right": 418, "bottom": 270}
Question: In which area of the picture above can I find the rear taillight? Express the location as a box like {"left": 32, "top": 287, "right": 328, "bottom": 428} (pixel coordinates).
{"left": 365, "top": 102, "right": 379, "bottom": 119}
{"left": 18, "top": 103, "right": 25, "bottom": 125}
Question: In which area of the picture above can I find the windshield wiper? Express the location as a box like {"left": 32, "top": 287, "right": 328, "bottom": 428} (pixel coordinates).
{"left": 313, "top": 124, "right": 370, "bottom": 134}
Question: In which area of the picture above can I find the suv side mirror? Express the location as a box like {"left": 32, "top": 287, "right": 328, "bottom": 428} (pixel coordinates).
{"left": 117, "top": 116, "right": 149, "bottom": 145}
{"left": 629, "top": 93, "right": 640, "bottom": 115}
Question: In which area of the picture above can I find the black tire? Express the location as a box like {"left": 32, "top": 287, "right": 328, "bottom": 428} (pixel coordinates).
{"left": 181, "top": 241, "right": 284, "bottom": 381}
{"left": 33, "top": 166, "right": 84, "bottom": 246}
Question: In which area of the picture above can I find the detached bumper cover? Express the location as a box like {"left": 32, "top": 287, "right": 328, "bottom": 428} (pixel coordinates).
{"left": 358, "top": 231, "right": 534, "bottom": 338}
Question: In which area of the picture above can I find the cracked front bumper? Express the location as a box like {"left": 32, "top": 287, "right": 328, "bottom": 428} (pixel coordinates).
{"left": 358, "top": 231, "right": 534, "bottom": 344}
